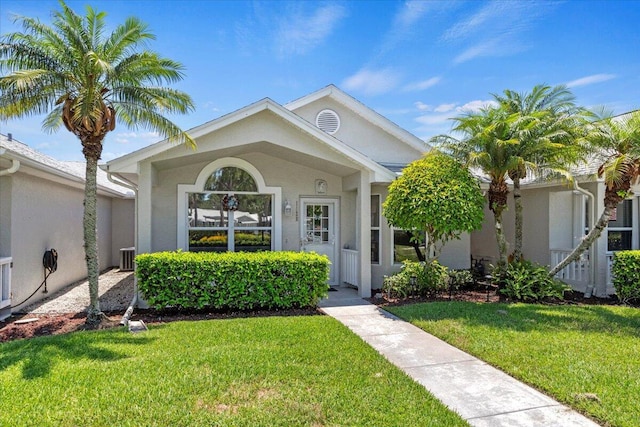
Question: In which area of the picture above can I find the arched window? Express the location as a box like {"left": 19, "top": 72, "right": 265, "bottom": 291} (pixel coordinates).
{"left": 179, "top": 160, "right": 280, "bottom": 252}
{"left": 204, "top": 167, "right": 258, "bottom": 192}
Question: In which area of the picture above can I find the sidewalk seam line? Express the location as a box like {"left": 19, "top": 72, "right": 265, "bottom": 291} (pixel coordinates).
{"left": 465, "top": 404, "right": 563, "bottom": 421}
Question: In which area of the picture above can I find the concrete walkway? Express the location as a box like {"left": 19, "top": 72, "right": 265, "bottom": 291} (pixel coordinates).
{"left": 318, "top": 288, "right": 601, "bottom": 427}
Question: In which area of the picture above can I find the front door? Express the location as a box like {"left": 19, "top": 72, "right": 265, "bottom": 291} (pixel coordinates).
{"left": 300, "top": 198, "right": 339, "bottom": 286}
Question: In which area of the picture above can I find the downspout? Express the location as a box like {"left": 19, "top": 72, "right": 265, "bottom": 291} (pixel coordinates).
{"left": 105, "top": 169, "right": 139, "bottom": 325}
{"left": 0, "top": 149, "right": 21, "bottom": 176}
{"left": 573, "top": 180, "right": 596, "bottom": 297}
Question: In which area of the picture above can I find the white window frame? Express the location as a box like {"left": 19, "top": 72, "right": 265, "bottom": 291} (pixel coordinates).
{"left": 390, "top": 227, "right": 427, "bottom": 265}
{"left": 606, "top": 198, "right": 637, "bottom": 253}
{"left": 177, "top": 157, "right": 282, "bottom": 251}
{"left": 371, "top": 194, "right": 380, "bottom": 264}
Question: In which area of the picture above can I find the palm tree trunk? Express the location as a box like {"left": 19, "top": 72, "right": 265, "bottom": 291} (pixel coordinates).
{"left": 494, "top": 211, "right": 509, "bottom": 267}
{"left": 513, "top": 178, "right": 523, "bottom": 261}
{"left": 549, "top": 205, "right": 614, "bottom": 277}
{"left": 84, "top": 156, "right": 102, "bottom": 325}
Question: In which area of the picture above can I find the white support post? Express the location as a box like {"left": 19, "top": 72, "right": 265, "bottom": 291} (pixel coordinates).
{"left": 357, "top": 171, "right": 371, "bottom": 298}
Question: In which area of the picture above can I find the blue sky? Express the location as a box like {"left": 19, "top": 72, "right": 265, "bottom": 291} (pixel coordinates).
{"left": 1, "top": 0, "right": 639, "bottom": 161}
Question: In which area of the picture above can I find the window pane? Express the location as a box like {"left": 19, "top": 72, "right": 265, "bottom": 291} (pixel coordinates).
{"left": 235, "top": 231, "right": 271, "bottom": 252}
{"left": 204, "top": 167, "right": 257, "bottom": 192}
{"left": 371, "top": 230, "right": 380, "bottom": 263}
{"left": 608, "top": 230, "right": 632, "bottom": 251}
{"left": 393, "top": 230, "right": 425, "bottom": 263}
{"left": 234, "top": 194, "right": 272, "bottom": 227}
{"left": 371, "top": 195, "right": 380, "bottom": 227}
{"left": 189, "top": 230, "right": 228, "bottom": 252}
{"left": 608, "top": 199, "right": 632, "bottom": 227}
{"left": 188, "top": 193, "right": 228, "bottom": 227}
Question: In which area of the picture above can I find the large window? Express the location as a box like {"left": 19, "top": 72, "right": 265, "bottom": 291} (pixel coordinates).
{"left": 187, "top": 166, "right": 273, "bottom": 252}
{"left": 371, "top": 195, "right": 380, "bottom": 263}
{"left": 607, "top": 199, "right": 633, "bottom": 251}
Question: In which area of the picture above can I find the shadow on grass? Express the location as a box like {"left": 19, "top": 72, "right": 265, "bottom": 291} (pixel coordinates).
{"left": 0, "top": 328, "right": 156, "bottom": 380}
{"left": 389, "top": 301, "right": 640, "bottom": 338}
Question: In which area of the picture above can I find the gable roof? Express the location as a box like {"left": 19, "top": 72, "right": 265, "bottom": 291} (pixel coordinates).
{"left": 105, "top": 94, "right": 398, "bottom": 182}
{"left": 0, "top": 134, "right": 133, "bottom": 197}
{"left": 285, "top": 84, "right": 428, "bottom": 154}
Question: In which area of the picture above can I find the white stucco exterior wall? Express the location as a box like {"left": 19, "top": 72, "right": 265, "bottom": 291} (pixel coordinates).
{"left": 6, "top": 172, "right": 116, "bottom": 310}
{"left": 291, "top": 98, "right": 424, "bottom": 164}
{"left": 110, "top": 198, "right": 135, "bottom": 265}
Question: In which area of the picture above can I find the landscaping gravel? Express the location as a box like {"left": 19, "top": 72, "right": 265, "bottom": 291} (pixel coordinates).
{"left": 19, "top": 268, "right": 135, "bottom": 314}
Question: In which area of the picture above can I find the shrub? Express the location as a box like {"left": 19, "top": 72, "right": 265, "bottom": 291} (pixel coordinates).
{"left": 497, "top": 260, "right": 569, "bottom": 302}
{"left": 383, "top": 260, "right": 449, "bottom": 298}
{"left": 612, "top": 251, "right": 640, "bottom": 304}
{"left": 135, "top": 251, "right": 329, "bottom": 310}
{"left": 449, "top": 269, "right": 474, "bottom": 291}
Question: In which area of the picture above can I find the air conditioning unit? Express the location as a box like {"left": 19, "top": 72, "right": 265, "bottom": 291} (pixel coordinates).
{"left": 119, "top": 247, "right": 135, "bottom": 271}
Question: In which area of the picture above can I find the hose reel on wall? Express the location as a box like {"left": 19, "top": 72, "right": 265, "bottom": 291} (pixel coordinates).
{"left": 11, "top": 248, "right": 58, "bottom": 309}
{"left": 42, "top": 248, "right": 58, "bottom": 293}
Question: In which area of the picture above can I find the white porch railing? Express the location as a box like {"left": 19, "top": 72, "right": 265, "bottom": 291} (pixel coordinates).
{"left": 606, "top": 254, "right": 614, "bottom": 286}
{"left": 341, "top": 249, "right": 359, "bottom": 287}
{"left": 0, "top": 257, "right": 12, "bottom": 321}
{"left": 550, "top": 249, "right": 589, "bottom": 286}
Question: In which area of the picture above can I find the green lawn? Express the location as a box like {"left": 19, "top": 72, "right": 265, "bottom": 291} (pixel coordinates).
{"left": 386, "top": 301, "right": 640, "bottom": 427}
{"left": 0, "top": 315, "right": 467, "bottom": 427}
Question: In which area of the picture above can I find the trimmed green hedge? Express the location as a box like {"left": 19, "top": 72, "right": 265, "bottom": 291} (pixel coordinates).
{"left": 612, "top": 251, "right": 640, "bottom": 304}
{"left": 136, "top": 251, "right": 330, "bottom": 310}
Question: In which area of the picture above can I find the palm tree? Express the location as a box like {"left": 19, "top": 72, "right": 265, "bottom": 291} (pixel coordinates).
{"left": 549, "top": 110, "right": 640, "bottom": 276}
{"left": 0, "top": 1, "right": 195, "bottom": 325}
{"left": 493, "top": 85, "right": 587, "bottom": 261}
{"left": 433, "top": 106, "right": 519, "bottom": 267}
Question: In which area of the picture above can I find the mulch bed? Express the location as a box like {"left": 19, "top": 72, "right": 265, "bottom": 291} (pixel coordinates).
{"left": 0, "top": 288, "right": 627, "bottom": 343}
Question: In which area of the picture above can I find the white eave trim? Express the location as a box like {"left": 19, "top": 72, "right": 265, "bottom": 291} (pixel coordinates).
{"left": 3, "top": 152, "right": 129, "bottom": 197}
{"left": 106, "top": 97, "right": 397, "bottom": 183}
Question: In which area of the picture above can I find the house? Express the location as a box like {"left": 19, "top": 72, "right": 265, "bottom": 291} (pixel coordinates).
{"left": 103, "top": 85, "right": 472, "bottom": 300}
{"left": 0, "top": 133, "right": 135, "bottom": 320}
{"left": 3, "top": 85, "right": 630, "bottom": 317}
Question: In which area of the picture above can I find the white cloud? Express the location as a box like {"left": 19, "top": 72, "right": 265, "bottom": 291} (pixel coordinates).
{"left": 114, "top": 131, "right": 159, "bottom": 145}
{"left": 375, "top": 0, "right": 455, "bottom": 58}
{"left": 453, "top": 39, "right": 503, "bottom": 64}
{"left": 456, "top": 99, "right": 498, "bottom": 113}
{"left": 415, "top": 113, "right": 452, "bottom": 126}
{"left": 434, "top": 103, "right": 456, "bottom": 113}
{"left": 276, "top": 4, "right": 347, "bottom": 56}
{"left": 566, "top": 74, "right": 616, "bottom": 88}
{"left": 442, "top": 1, "right": 555, "bottom": 64}
{"left": 342, "top": 68, "right": 401, "bottom": 96}
{"left": 395, "top": 0, "right": 433, "bottom": 28}
{"left": 402, "top": 76, "right": 441, "bottom": 92}
{"left": 414, "top": 101, "right": 432, "bottom": 111}
{"left": 412, "top": 99, "right": 499, "bottom": 139}
{"left": 441, "top": 2, "right": 497, "bottom": 42}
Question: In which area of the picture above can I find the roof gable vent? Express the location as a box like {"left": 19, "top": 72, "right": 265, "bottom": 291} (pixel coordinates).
{"left": 315, "top": 109, "right": 340, "bottom": 134}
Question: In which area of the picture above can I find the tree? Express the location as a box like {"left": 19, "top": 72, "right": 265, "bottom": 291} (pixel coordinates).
{"left": 383, "top": 151, "right": 485, "bottom": 261}
{"left": 0, "top": 1, "right": 195, "bottom": 325}
{"left": 549, "top": 111, "right": 640, "bottom": 276}
{"left": 493, "top": 85, "right": 586, "bottom": 261}
{"left": 432, "top": 107, "right": 518, "bottom": 267}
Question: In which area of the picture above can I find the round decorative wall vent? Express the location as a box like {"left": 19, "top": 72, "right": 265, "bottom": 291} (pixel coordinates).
{"left": 315, "top": 109, "right": 340, "bottom": 134}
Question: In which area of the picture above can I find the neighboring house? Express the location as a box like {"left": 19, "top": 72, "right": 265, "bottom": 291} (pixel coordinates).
{"left": 0, "top": 133, "right": 134, "bottom": 320}
{"left": 470, "top": 163, "right": 640, "bottom": 298}
{"left": 103, "top": 85, "right": 471, "bottom": 299}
